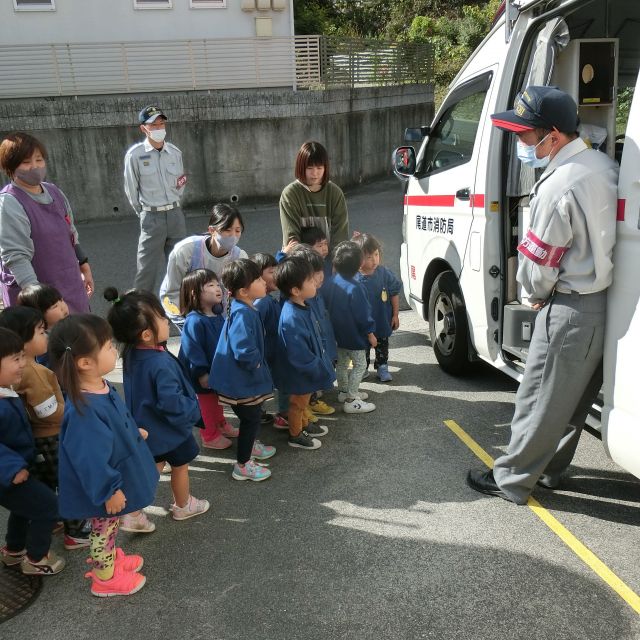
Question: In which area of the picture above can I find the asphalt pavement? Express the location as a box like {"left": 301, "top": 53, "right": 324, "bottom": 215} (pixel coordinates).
{"left": 1, "top": 177, "right": 639, "bottom": 639}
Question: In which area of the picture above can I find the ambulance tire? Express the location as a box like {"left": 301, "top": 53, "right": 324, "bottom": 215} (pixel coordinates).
{"left": 428, "top": 270, "right": 470, "bottom": 375}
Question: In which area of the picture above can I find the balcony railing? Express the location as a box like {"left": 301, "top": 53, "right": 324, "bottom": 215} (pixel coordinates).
{"left": 0, "top": 36, "right": 433, "bottom": 99}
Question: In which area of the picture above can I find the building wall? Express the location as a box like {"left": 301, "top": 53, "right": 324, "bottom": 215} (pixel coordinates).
{"left": 0, "top": 0, "right": 293, "bottom": 45}
{"left": 0, "top": 84, "right": 434, "bottom": 221}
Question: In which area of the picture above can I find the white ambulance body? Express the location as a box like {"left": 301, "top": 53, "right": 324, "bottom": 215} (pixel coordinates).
{"left": 393, "top": 0, "right": 640, "bottom": 480}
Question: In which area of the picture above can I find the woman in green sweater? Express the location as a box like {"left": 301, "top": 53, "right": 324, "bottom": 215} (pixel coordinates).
{"left": 279, "top": 141, "right": 349, "bottom": 248}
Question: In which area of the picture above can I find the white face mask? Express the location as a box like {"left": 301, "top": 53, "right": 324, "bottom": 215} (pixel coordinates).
{"left": 214, "top": 232, "right": 239, "bottom": 252}
{"left": 516, "top": 133, "right": 552, "bottom": 169}
{"left": 147, "top": 128, "right": 166, "bottom": 144}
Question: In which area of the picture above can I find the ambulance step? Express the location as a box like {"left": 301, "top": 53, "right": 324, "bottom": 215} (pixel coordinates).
{"left": 501, "top": 344, "right": 529, "bottom": 362}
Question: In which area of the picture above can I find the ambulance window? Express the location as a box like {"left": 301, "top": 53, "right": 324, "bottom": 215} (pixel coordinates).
{"left": 420, "top": 83, "right": 488, "bottom": 177}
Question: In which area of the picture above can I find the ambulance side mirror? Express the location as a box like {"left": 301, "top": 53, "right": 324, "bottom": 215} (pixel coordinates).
{"left": 404, "top": 126, "right": 430, "bottom": 141}
{"left": 392, "top": 146, "right": 416, "bottom": 180}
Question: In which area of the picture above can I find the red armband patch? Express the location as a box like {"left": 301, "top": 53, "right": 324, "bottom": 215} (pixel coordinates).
{"left": 517, "top": 230, "right": 567, "bottom": 268}
{"left": 177, "top": 174, "right": 187, "bottom": 188}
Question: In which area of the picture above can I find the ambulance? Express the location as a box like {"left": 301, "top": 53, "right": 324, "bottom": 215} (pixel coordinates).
{"left": 392, "top": 0, "right": 640, "bottom": 480}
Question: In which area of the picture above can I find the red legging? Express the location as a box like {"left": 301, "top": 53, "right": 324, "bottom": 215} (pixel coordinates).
{"left": 197, "top": 393, "right": 226, "bottom": 442}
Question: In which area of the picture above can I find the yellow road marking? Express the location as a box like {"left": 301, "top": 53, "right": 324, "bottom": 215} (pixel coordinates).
{"left": 444, "top": 418, "right": 495, "bottom": 469}
{"left": 444, "top": 419, "right": 640, "bottom": 615}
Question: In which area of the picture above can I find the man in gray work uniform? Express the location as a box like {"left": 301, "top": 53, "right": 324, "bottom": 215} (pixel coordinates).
{"left": 124, "top": 105, "right": 187, "bottom": 292}
{"left": 467, "top": 86, "right": 618, "bottom": 504}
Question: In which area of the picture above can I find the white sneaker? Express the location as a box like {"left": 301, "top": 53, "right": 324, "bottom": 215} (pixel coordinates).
{"left": 343, "top": 399, "right": 376, "bottom": 414}
{"left": 171, "top": 495, "right": 210, "bottom": 521}
{"left": 337, "top": 391, "right": 368, "bottom": 402}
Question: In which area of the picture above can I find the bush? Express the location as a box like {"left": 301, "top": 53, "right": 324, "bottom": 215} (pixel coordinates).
{"left": 406, "top": 0, "right": 500, "bottom": 102}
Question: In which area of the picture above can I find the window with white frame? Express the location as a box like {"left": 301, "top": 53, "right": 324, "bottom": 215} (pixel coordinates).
{"left": 14, "top": 0, "right": 55, "bottom": 11}
{"left": 134, "top": 0, "right": 172, "bottom": 9}
{"left": 190, "top": 0, "right": 226, "bottom": 8}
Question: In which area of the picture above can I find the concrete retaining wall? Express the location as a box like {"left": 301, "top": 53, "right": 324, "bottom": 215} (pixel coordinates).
{"left": 0, "top": 84, "right": 434, "bottom": 221}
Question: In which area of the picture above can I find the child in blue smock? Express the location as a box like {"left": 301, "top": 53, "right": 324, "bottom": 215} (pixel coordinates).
{"left": 273, "top": 256, "right": 335, "bottom": 451}
{"left": 248, "top": 253, "right": 277, "bottom": 428}
{"left": 324, "top": 241, "right": 377, "bottom": 414}
{"left": 0, "top": 306, "right": 90, "bottom": 550}
{"left": 105, "top": 287, "right": 209, "bottom": 528}
{"left": 299, "top": 225, "right": 333, "bottom": 296}
{"left": 252, "top": 253, "right": 280, "bottom": 372}
{"left": 0, "top": 327, "right": 63, "bottom": 577}
{"left": 210, "top": 259, "right": 276, "bottom": 482}
{"left": 353, "top": 233, "right": 401, "bottom": 382}
{"left": 275, "top": 227, "right": 332, "bottom": 292}
{"left": 49, "top": 314, "right": 159, "bottom": 597}
{"left": 179, "top": 269, "right": 238, "bottom": 450}
{"left": 289, "top": 245, "right": 337, "bottom": 419}
{"left": 252, "top": 252, "right": 285, "bottom": 427}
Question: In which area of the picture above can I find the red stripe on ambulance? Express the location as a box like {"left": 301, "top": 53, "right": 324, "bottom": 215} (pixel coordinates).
{"left": 404, "top": 195, "right": 455, "bottom": 207}
{"left": 617, "top": 199, "right": 625, "bottom": 222}
{"left": 470, "top": 194, "right": 485, "bottom": 208}
{"left": 404, "top": 194, "right": 485, "bottom": 208}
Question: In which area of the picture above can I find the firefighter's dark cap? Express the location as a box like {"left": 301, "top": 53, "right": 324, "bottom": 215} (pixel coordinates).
{"left": 491, "top": 86, "right": 579, "bottom": 134}
{"left": 138, "top": 105, "right": 167, "bottom": 124}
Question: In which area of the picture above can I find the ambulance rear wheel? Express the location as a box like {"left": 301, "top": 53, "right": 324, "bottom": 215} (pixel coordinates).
{"left": 428, "top": 270, "right": 470, "bottom": 375}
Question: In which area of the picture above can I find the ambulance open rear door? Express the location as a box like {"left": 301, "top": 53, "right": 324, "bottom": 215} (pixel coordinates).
{"left": 601, "top": 70, "right": 640, "bottom": 481}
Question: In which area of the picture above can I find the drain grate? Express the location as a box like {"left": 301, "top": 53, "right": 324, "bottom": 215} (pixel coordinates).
{"left": 0, "top": 565, "right": 42, "bottom": 624}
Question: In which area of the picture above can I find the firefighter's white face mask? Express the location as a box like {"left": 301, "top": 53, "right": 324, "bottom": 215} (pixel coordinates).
{"left": 516, "top": 133, "right": 551, "bottom": 169}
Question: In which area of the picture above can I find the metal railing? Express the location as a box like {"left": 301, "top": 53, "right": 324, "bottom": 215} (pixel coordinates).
{"left": 0, "top": 36, "right": 433, "bottom": 98}
{"left": 316, "top": 37, "right": 434, "bottom": 89}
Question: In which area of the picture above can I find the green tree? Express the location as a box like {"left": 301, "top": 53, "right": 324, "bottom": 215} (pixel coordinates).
{"left": 407, "top": 0, "right": 500, "bottom": 95}
{"left": 293, "top": 0, "right": 340, "bottom": 35}
{"left": 329, "top": 1, "right": 392, "bottom": 38}
{"left": 294, "top": 0, "right": 498, "bottom": 42}
{"left": 293, "top": 0, "right": 501, "bottom": 102}
{"left": 384, "top": 0, "right": 488, "bottom": 40}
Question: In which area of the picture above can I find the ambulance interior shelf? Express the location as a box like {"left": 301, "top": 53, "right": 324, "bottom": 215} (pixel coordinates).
{"left": 551, "top": 38, "right": 619, "bottom": 158}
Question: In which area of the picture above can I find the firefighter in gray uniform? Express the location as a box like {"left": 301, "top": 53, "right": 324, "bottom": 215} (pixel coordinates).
{"left": 124, "top": 105, "right": 187, "bottom": 292}
{"left": 467, "top": 86, "right": 618, "bottom": 504}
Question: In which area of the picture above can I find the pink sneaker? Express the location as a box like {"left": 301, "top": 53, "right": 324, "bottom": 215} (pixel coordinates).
{"left": 85, "top": 564, "right": 146, "bottom": 597}
{"left": 171, "top": 495, "right": 210, "bottom": 521}
{"left": 202, "top": 433, "right": 232, "bottom": 450}
{"left": 251, "top": 440, "right": 276, "bottom": 460}
{"left": 115, "top": 548, "right": 143, "bottom": 572}
{"left": 220, "top": 421, "right": 239, "bottom": 438}
{"left": 119, "top": 511, "right": 155, "bottom": 533}
{"left": 85, "top": 548, "right": 143, "bottom": 573}
{"left": 232, "top": 460, "right": 271, "bottom": 482}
